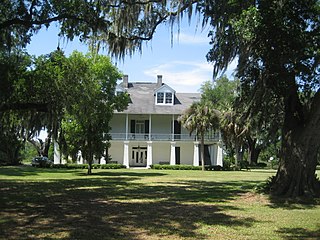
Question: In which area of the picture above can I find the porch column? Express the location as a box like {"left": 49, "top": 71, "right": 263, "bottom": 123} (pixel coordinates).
{"left": 77, "top": 150, "right": 84, "bottom": 164}
{"left": 216, "top": 143, "right": 223, "bottom": 166}
{"left": 172, "top": 114, "right": 175, "bottom": 141}
{"left": 147, "top": 141, "right": 153, "bottom": 168}
{"left": 54, "top": 140, "right": 61, "bottom": 164}
{"left": 193, "top": 141, "right": 200, "bottom": 166}
{"left": 170, "top": 142, "right": 176, "bottom": 165}
{"left": 149, "top": 114, "right": 152, "bottom": 141}
{"left": 125, "top": 114, "right": 129, "bottom": 140}
{"left": 123, "top": 141, "right": 130, "bottom": 168}
{"left": 100, "top": 156, "right": 106, "bottom": 164}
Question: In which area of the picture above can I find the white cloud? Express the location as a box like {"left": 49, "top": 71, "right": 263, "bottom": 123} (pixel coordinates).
{"left": 144, "top": 61, "right": 214, "bottom": 92}
{"left": 143, "top": 58, "right": 238, "bottom": 93}
{"left": 173, "top": 32, "right": 209, "bottom": 45}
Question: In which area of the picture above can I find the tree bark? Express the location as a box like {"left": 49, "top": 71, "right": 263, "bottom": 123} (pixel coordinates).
{"left": 246, "top": 137, "right": 261, "bottom": 165}
{"left": 234, "top": 142, "right": 244, "bottom": 166}
{"left": 271, "top": 90, "right": 320, "bottom": 197}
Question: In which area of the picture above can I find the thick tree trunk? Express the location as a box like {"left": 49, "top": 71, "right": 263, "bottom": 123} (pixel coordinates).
{"left": 42, "top": 132, "right": 52, "bottom": 157}
{"left": 272, "top": 127, "right": 320, "bottom": 197}
{"left": 246, "top": 137, "right": 261, "bottom": 165}
{"left": 87, "top": 161, "right": 92, "bottom": 175}
{"left": 271, "top": 90, "right": 320, "bottom": 197}
{"left": 234, "top": 142, "right": 244, "bottom": 166}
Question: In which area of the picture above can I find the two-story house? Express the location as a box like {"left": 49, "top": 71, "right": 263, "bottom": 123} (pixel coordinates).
{"left": 108, "top": 75, "right": 223, "bottom": 168}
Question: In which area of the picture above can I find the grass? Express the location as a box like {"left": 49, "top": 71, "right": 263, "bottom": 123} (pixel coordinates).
{"left": 0, "top": 166, "right": 319, "bottom": 240}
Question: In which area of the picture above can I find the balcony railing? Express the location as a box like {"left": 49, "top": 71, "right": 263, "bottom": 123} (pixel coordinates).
{"left": 110, "top": 133, "right": 220, "bottom": 141}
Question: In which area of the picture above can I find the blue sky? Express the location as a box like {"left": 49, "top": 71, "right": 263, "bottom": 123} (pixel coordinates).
{"left": 27, "top": 17, "right": 236, "bottom": 93}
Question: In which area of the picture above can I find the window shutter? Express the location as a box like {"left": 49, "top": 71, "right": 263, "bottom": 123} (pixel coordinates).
{"left": 131, "top": 120, "right": 135, "bottom": 133}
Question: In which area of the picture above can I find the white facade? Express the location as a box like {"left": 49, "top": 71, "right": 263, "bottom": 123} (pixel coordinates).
{"left": 54, "top": 75, "right": 224, "bottom": 167}
{"left": 108, "top": 120, "right": 223, "bottom": 167}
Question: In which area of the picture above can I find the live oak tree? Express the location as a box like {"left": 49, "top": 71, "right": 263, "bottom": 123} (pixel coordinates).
{"left": 202, "top": 0, "right": 320, "bottom": 197}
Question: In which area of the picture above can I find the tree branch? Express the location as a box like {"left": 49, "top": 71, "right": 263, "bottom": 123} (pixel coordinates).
{"left": 0, "top": 14, "right": 88, "bottom": 30}
{"left": 0, "top": 103, "right": 48, "bottom": 112}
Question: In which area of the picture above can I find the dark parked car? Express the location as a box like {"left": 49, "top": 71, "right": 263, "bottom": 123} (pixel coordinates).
{"left": 31, "top": 157, "right": 53, "bottom": 167}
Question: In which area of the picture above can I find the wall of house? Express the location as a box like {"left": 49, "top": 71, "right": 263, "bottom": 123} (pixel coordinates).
{"left": 110, "top": 113, "right": 192, "bottom": 136}
{"left": 176, "top": 142, "right": 194, "bottom": 165}
{"left": 152, "top": 142, "right": 171, "bottom": 164}
{"left": 109, "top": 141, "right": 124, "bottom": 164}
{"left": 110, "top": 114, "right": 126, "bottom": 134}
{"left": 108, "top": 140, "right": 196, "bottom": 166}
{"left": 150, "top": 115, "right": 172, "bottom": 134}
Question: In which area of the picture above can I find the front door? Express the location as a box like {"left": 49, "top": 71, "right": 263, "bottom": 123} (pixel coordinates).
{"left": 131, "top": 146, "right": 147, "bottom": 167}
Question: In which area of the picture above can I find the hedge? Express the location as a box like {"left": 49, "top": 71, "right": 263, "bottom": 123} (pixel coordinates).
{"left": 150, "top": 164, "right": 223, "bottom": 171}
{"left": 46, "top": 163, "right": 126, "bottom": 169}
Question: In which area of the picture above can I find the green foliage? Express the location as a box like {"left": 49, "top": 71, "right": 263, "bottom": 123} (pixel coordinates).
{"left": 239, "top": 160, "right": 250, "bottom": 170}
{"left": 222, "top": 156, "right": 233, "bottom": 171}
{"left": 20, "top": 142, "right": 38, "bottom": 164}
{"left": 200, "top": 76, "right": 239, "bottom": 111}
{"left": 256, "top": 162, "right": 268, "bottom": 168}
{"left": 178, "top": 101, "right": 220, "bottom": 171}
{"left": 151, "top": 164, "right": 224, "bottom": 171}
{"left": 0, "top": 1, "right": 186, "bottom": 58}
{"left": 151, "top": 164, "right": 202, "bottom": 170}
{"left": 179, "top": 101, "right": 221, "bottom": 137}
{"left": 0, "top": 128, "right": 24, "bottom": 166}
{"left": 58, "top": 52, "right": 129, "bottom": 173}
{"left": 49, "top": 163, "right": 126, "bottom": 169}
{"left": 254, "top": 176, "right": 276, "bottom": 194}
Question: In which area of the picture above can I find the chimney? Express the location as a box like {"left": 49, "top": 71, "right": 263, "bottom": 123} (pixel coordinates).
{"left": 123, "top": 74, "right": 129, "bottom": 88}
{"left": 157, "top": 75, "right": 163, "bottom": 87}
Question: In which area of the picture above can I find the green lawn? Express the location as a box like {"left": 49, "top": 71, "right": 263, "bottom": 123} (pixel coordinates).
{"left": 0, "top": 166, "right": 319, "bottom": 240}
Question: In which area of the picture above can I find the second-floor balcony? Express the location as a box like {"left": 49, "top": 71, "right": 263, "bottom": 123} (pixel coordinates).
{"left": 110, "top": 133, "right": 221, "bottom": 142}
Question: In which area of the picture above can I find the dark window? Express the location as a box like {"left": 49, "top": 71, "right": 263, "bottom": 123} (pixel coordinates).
{"left": 130, "top": 120, "right": 136, "bottom": 133}
{"left": 165, "top": 92, "right": 173, "bottom": 103}
{"left": 157, "top": 92, "right": 164, "bottom": 104}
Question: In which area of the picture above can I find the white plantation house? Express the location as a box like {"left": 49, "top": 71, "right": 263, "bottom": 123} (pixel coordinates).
{"left": 54, "top": 75, "right": 223, "bottom": 168}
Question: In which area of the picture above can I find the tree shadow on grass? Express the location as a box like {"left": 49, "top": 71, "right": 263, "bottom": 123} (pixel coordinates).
{"left": 276, "top": 227, "right": 320, "bottom": 240}
{"left": 267, "top": 195, "right": 320, "bottom": 210}
{"left": 0, "top": 176, "right": 258, "bottom": 239}
{"left": 0, "top": 165, "right": 79, "bottom": 177}
{"left": 76, "top": 171, "right": 168, "bottom": 178}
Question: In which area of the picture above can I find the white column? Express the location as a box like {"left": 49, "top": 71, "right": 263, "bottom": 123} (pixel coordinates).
{"left": 170, "top": 142, "right": 176, "bottom": 165}
{"left": 216, "top": 143, "right": 223, "bottom": 167}
{"left": 147, "top": 141, "right": 153, "bottom": 168}
{"left": 125, "top": 114, "right": 129, "bottom": 140}
{"left": 54, "top": 140, "right": 61, "bottom": 164}
{"left": 172, "top": 114, "right": 175, "bottom": 141}
{"left": 149, "top": 114, "right": 152, "bottom": 141}
{"left": 100, "top": 156, "right": 106, "bottom": 164}
{"left": 193, "top": 141, "right": 199, "bottom": 166}
{"left": 123, "top": 141, "right": 130, "bottom": 168}
{"left": 77, "top": 150, "right": 84, "bottom": 164}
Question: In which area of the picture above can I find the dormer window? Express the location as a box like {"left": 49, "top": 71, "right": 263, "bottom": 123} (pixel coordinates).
{"left": 156, "top": 92, "right": 174, "bottom": 105}
{"left": 154, "top": 82, "right": 175, "bottom": 105}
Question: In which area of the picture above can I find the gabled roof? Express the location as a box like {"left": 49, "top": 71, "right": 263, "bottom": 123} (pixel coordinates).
{"left": 115, "top": 82, "right": 200, "bottom": 115}
{"left": 154, "top": 83, "right": 176, "bottom": 94}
